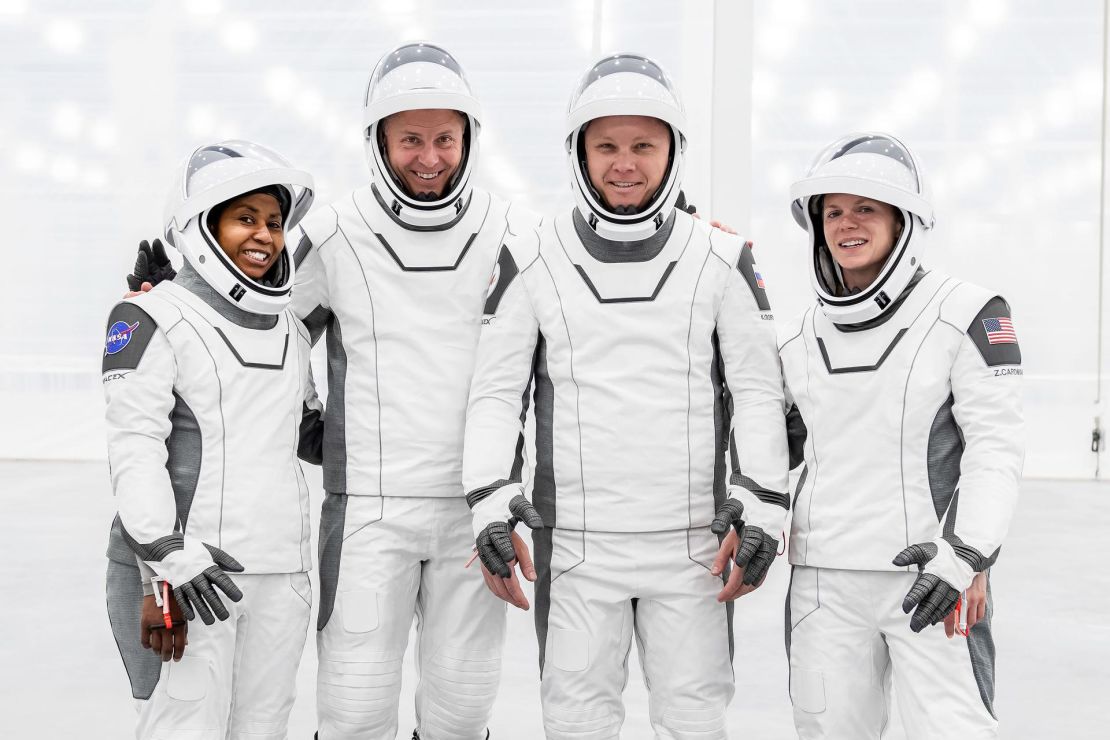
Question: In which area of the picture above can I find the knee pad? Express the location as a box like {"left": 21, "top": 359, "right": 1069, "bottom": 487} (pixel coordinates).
{"left": 317, "top": 654, "right": 403, "bottom": 736}
{"left": 542, "top": 705, "right": 619, "bottom": 740}
{"left": 654, "top": 705, "right": 727, "bottom": 739}
{"left": 417, "top": 645, "right": 500, "bottom": 738}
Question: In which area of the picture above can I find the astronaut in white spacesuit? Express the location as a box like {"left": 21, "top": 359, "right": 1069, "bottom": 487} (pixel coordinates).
{"left": 463, "top": 53, "right": 790, "bottom": 739}
{"left": 780, "top": 133, "right": 1024, "bottom": 739}
{"left": 103, "top": 140, "right": 321, "bottom": 738}
{"left": 290, "top": 42, "right": 539, "bottom": 740}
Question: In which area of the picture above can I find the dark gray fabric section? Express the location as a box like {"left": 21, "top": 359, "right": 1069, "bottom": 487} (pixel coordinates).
{"left": 293, "top": 231, "right": 314, "bottom": 267}
{"left": 102, "top": 302, "right": 158, "bottom": 373}
{"left": 167, "top": 392, "right": 202, "bottom": 531}
{"left": 532, "top": 336, "right": 556, "bottom": 528}
{"left": 106, "top": 558, "right": 161, "bottom": 700}
{"left": 176, "top": 261, "right": 278, "bottom": 329}
{"left": 533, "top": 527, "right": 554, "bottom": 675}
{"left": 106, "top": 516, "right": 135, "bottom": 564}
{"left": 484, "top": 246, "right": 520, "bottom": 316}
{"left": 298, "top": 402, "right": 325, "bottom": 465}
{"left": 967, "top": 296, "right": 1022, "bottom": 367}
{"left": 786, "top": 403, "right": 807, "bottom": 471}
{"left": 784, "top": 566, "right": 793, "bottom": 658}
{"left": 323, "top": 316, "right": 348, "bottom": 494}
{"left": 710, "top": 333, "right": 730, "bottom": 512}
{"left": 571, "top": 208, "right": 675, "bottom": 263}
{"left": 928, "top": 394, "right": 964, "bottom": 521}
{"left": 301, "top": 304, "right": 332, "bottom": 346}
{"left": 317, "top": 492, "right": 348, "bottom": 631}
{"left": 792, "top": 466, "right": 809, "bottom": 509}
{"left": 735, "top": 244, "right": 771, "bottom": 311}
{"left": 967, "top": 574, "right": 997, "bottom": 718}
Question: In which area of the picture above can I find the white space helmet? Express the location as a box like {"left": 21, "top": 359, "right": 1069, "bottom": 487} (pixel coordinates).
{"left": 789, "top": 132, "right": 934, "bottom": 325}
{"left": 163, "top": 140, "right": 315, "bottom": 315}
{"left": 363, "top": 42, "right": 482, "bottom": 230}
{"left": 566, "top": 53, "right": 687, "bottom": 242}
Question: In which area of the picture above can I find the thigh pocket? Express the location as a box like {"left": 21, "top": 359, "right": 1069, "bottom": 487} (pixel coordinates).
{"left": 340, "top": 589, "right": 379, "bottom": 634}
{"left": 790, "top": 667, "right": 826, "bottom": 714}
{"left": 788, "top": 566, "right": 821, "bottom": 631}
{"left": 687, "top": 527, "right": 720, "bottom": 571}
{"left": 290, "top": 572, "right": 312, "bottom": 608}
{"left": 342, "top": 496, "right": 384, "bottom": 541}
{"left": 165, "top": 655, "right": 209, "bottom": 702}
{"left": 548, "top": 628, "right": 590, "bottom": 673}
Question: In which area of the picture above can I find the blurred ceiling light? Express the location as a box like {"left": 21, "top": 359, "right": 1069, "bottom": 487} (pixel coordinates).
{"left": 298, "top": 90, "right": 324, "bottom": 121}
{"left": 184, "top": 0, "right": 222, "bottom": 15}
{"left": 15, "top": 145, "right": 45, "bottom": 174}
{"left": 0, "top": 0, "right": 28, "bottom": 16}
{"left": 90, "top": 120, "right": 117, "bottom": 151}
{"left": 220, "top": 19, "right": 258, "bottom": 54}
{"left": 756, "top": 23, "right": 796, "bottom": 61}
{"left": 84, "top": 168, "right": 109, "bottom": 190}
{"left": 947, "top": 24, "right": 977, "bottom": 59}
{"left": 264, "top": 67, "right": 297, "bottom": 102}
{"left": 186, "top": 106, "right": 217, "bottom": 138}
{"left": 1072, "top": 66, "right": 1101, "bottom": 109}
{"left": 573, "top": 0, "right": 595, "bottom": 51}
{"left": 50, "top": 156, "right": 78, "bottom": 183}
{"left": 808, "top": 88, "right": 840, "bottom": 125}
{"left": 52, "top": 102, "right": 82, "bottom": 141}
{"left": 766, "top": 0, "right": 811, "bottom": 25}
{"left": 43, "top": 19, "right": 83, "bottom": 54}
{"left": 1042, "top": 87, "right": 1075, "bottom": 128}
{"left": 968, "top": 0, "right": 1007, "bottom": 27}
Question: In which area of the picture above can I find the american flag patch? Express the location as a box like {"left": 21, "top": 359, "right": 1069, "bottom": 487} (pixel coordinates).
{"left": 982, "top": 317, "right": 1017, "bottom": 344}
{"left": 755, "top": 271, "right": 765, "bottom": 289}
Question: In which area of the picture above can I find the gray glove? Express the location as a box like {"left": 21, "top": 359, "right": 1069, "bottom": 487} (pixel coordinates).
{"left": 710, "top": 498, "right": 779, "bottom": 586}
{"left": 173, "top": 544, "right": 245, "bottom": 625}
{"left": 893, "top": 540, "right": 975, "bottom": 633}
{"left": 126, "top": 238, "right": 177, "bottom": 291}
{"left": 475, "top": 494, "right": 543, "bottom": 579}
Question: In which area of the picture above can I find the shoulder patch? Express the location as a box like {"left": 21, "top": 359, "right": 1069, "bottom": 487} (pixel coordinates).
{"left": 484, "top": 245, "right": 521, "bottom": 316}
{"left": 967, "top": 296, "right": 1021, "bottom": 367}
{"left": 735, "top": 242, "right": 771, "bottom": 311}
{"left": 102, "top": 302, "right": 158, "bottom": 373}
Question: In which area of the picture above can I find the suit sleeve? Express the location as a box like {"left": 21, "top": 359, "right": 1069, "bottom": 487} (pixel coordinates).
{"left": 291, "top": 228, "right": 332, "bottom": 345}
{"left": 102, "top": 302, "right": 179, "bottom": 555}
{"left": 943, "top": 296, "right": 1024, "bottom": 568}
{"left": 716, "top": 244, "right": 791, "bottom": 530}
{"left": 462, "top": 244, "right": 540, "bottom": 534}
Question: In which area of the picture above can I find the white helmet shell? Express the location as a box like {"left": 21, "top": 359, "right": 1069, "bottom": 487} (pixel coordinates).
{"left": 163, "top": 140, "right": 315, "bottom": 315}
{"left": 789, "top": 132, "right": 933, "bottom": 325}
{"left": 566, "top": 53, "right": 687, "bottom": 242}
{"left": 363, "top": 42, "right": 482, "bottom": 230}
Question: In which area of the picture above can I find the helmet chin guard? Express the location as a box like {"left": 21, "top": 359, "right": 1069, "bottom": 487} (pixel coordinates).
{"left": 363, "top": 42, "right": 482, "bottom": 230}
{"left": 565, "top": 53, "right": 687, "bottom": 243}
{"left": 789, "top": 132, "right": 933, "bottom": 325}
{"left": 163, "top": 140, "right": 314, "bottom": 315}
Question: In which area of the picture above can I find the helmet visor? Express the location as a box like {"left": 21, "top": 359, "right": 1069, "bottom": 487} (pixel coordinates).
{"left": 366, "top": 42, "right": 466, "bottom": 105}
{"left": 571, "top": 53, "right": 676, "bottom": 104}
{"left": 808, "top": 134, "right": 923, "bottom": 194}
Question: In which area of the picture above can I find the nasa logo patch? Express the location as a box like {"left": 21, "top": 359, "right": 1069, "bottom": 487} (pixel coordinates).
{"left": 105, "top": 320, "right": 140, "bottom": 356}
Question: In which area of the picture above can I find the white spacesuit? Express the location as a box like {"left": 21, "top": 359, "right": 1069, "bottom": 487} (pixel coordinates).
{"left": 103, "top": 140, "right": 320, "bottom": 739}
{"left": 463, "top": 54, "right": 789, "bottom": 739}
{"left": 780, "top": 133, "right": 1023, "bottom": 739}
{"left": 292, "top": 42, "right": 538, "bottom": 740}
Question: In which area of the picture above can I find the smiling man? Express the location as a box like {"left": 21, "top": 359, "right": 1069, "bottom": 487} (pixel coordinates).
{"left": 463, "top": 53, "right": 790, "bottom": 738}
{"left": 291, "top": 42, "right": 539, "bottom": 740}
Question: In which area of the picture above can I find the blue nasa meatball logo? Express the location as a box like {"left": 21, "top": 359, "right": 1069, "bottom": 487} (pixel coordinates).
{"left": 105, "top": 320, "right": 140, "bottom": 355}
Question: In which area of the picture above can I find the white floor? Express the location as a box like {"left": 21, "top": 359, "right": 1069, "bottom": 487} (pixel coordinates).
{"left": 2, "top": 461, "right": 1107, "bottom": 738}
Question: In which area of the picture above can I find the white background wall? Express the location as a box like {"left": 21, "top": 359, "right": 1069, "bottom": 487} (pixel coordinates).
{"left": 0, "top": 0, "right": 1107, "bottom": 478}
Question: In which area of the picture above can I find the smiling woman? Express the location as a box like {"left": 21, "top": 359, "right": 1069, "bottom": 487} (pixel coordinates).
{"left": 207, "top": 187, "right": 290, "bottom": 281}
